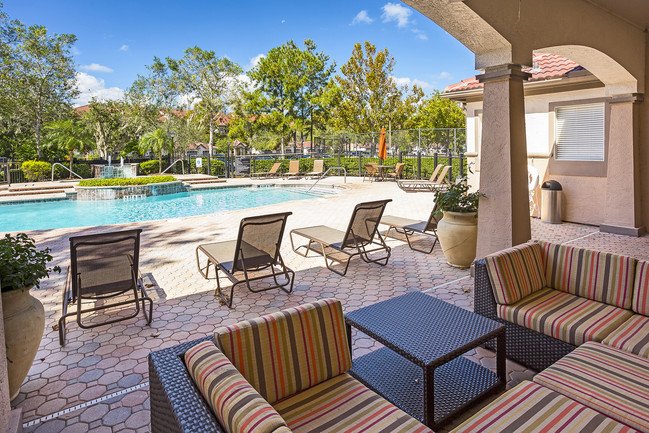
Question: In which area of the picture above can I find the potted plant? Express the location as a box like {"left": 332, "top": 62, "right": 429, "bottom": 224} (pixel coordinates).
{"left": 434, "top": 178, "right": 483, "bottom": 268}
{"left": 0, "top": 233, "right": 60, "bottom": 400}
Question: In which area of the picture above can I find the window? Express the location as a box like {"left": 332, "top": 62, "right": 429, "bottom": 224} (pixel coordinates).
{"left": 554, "top": 103, "right": 605, "bottom": 161}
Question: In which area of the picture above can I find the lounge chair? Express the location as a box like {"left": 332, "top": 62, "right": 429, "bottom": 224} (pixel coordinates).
{"left": 305, "top": 159, "right": 324, "bottom": 178}
{"left": 252, "top": 162, "right": 281, "bottom": 179}
{"left": 397, "top": 165, "right": 451, "bottom": 193}
{"left": 380, "top": 204, "right": 439, "bottom": 253}
{"left": 196, "top": 212, "right": 294, "bottom": 308}
{"left": 282, "top": 159, "right": 302, "bottom": 179}
{"left": 363, "top": 163, "right": 378, "bottom": 182}
{"left": 290, "top": 200, "right": 392, "bottom": 276}
{"left": 58, "top": 229, "right": 153, "bottom": 345}
{"left": 385, "top": 162, "right": 405, "bottom": 180}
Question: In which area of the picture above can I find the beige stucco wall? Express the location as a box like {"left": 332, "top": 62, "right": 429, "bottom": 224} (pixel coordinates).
{"left": 465, "top": 86, "right": 610, "bottom": 225}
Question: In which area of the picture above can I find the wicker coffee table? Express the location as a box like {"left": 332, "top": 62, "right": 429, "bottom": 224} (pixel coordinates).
{"left": 345, "top": 291, "right": 506, "bottom": 430}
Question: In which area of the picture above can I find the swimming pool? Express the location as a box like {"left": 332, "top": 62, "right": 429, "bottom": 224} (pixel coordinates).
{"left": 0, "top": 186, "right": 335, "bottom": 232}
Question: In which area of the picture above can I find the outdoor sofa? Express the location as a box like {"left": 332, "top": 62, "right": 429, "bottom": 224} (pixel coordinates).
{"left": 456, "top": 240, "right": 649, "bottom": 432}
{"left": 149, "top": 298, "right": 432, "bottom": 433}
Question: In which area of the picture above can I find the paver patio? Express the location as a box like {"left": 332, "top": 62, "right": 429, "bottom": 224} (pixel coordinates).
{"left": 7, "top": 177, "right": 649, "bottom": 432}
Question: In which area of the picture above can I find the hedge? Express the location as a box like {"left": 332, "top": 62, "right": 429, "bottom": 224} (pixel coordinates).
{"left": 78, "top": 176, "right": 177, "bottom": 187}
{"left": 139, "top": 159, "right": 226, "bottom": 176}
{"left": 53, "top": 164, "right": 91, "bottom": 180}
{"left": 21, "top": 161, "right": 52, "bottom": 182}
{"left": 249, "top": 156, "right": 467, "bottom": 180}
{"left": 139, "top": 160, "right": 161, "bottom": 175}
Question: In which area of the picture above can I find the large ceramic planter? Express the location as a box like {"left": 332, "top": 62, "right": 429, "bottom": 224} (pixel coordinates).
{"left": 2, "top": 287, "right": 45, "bottom": 400}
{"left": 437, "top": 211, "right": 478, "bottom": 268}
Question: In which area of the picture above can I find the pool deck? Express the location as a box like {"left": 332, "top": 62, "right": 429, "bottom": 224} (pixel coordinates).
{"left": 8, "top": 176, "right": 649, "bottom": 432}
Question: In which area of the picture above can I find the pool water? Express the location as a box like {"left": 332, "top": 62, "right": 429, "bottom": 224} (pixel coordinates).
{"left": 0, "top": 186, "right": 333, "bottom": 232}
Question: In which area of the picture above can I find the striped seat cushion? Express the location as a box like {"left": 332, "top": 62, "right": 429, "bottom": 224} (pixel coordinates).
{"left": 540, "top": 241, "right": 637, "bottom": 309}
{"left": 214, "top": 299, "right": 351, "bottom": 404}
{"left": 602, "top": 314, "right": 649, "bottom": 358}
{"left": 273, "top": 373, "right": 431, "bottom": 433}
{"left": 533, "top": 342, "right": 649, "bottom": 432}
{"left": 451, "top": 381, "right": 636, "bottom": 433}
{"left": 498, "top": 288, "right": 633, "bottom": 346}
{"left": 633, "top": 260, "right": 649, "bottom": 315}
{"left": 184, "top": 341, "right": 287, "bottom": 433}
{"left": 485, "top": 242, "right": 545, "bottom": 305}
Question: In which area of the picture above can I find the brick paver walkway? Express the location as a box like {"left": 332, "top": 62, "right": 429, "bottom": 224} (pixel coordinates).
{"left": 8, "top": 178, "right": 649, "bottom": 432}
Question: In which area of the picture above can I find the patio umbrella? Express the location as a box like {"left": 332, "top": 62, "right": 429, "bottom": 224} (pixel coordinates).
{"left": 378, "top": 127, "right": 387, "bottom": 162}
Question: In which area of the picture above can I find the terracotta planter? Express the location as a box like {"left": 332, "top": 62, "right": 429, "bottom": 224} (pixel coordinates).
{"left": 437, "top": 211, "right": 478, "bottom": 268}
{"left": 2, "top": 287, "right": 45, "bottom": 400}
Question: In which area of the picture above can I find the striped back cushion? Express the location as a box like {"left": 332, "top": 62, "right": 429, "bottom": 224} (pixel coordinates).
{"left": 540, "top": 241, "right": 637, "bottom": 309}
{"left": 184, "top": 341, "right": 288, "bottom": 433}
{"left": 484, "top": 242, "right": 545, "bottom": 305}
{"left": 633, "top": 260, "right": 649, "bottom": 315}
{"left": 214, "top": 299, "right": 351, "bottom": 404}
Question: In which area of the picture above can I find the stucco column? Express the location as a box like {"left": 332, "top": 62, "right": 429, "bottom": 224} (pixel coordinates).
{"left": 475, "top": 64, "right": 531, "bottom": 259}
{"left": 601, "top": 94, "right": 645, "bottom": 236}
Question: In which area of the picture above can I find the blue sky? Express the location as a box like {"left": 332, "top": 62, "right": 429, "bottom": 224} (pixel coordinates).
{"left": 4, "top": 0, "right": 476, "bottom": 107}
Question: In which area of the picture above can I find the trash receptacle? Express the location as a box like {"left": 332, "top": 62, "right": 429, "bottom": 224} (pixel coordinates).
{"left": 541, "top": 180, "right": 562, "bottom": 224}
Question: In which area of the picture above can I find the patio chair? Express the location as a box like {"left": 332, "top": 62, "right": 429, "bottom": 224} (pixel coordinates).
{"left": 196, "top": 212, "right": 294, "bottom": 308}
{"left": 363, "top": 163, "right": 379, "bottom": 182}
{"left": 252, "top": 162, "right": 281, "bottom": 179}
{"left": 396, "top": 165, "right": 451, "bottom": 193}
{"left": 305, "top": 159, "right": 324, "bottom": 178}
{"left": 290, "top": 200, "right": 392, "bottom": 276}
{"left": 58, "top": 229, "right": 153, "bottom": 346}
{"left": 385, "top": 162, "right": 405, "bottom": 180}
{"left": 380, "top": 204, "right": 439, "bottom": 254}
{"left": 282, "top": 160, "right": 302, "bottom": 179}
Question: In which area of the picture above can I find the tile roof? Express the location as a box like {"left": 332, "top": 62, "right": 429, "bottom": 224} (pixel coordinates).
{"left": 444, "top": 53, "right": 585, "bottom": 93}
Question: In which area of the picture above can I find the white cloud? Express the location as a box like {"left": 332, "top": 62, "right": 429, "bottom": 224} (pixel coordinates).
{"left": 248, "top": 53, "right": 265, "bottom": 70}
{"left": 392, "top": 76, "right": 433, "bottom": 89}
{"left": 178, "top": 93, "right": 198, "bottom": 109}
{"left": 352, "top": 10, "right": 373, "bottom": 25}
{"left": 382, "top": 2, "right": 412, "bottom": 28}
{"left": 281, "top": 19, "right": 286, "bottom": 24}
{"left": 79, "top": 63, "right": 113, "bottom": 73}
{"left": 119, "top": 44, "right": 129, "bottom": 51}
{"left": 432, "top": 72, "right": 452, "bottom": 81}
{"left": 411, "top": 29, "right": 428, "bottom": 40}
{"left": 74, "top": 72, "right": 124, "bottom": 106}
{"left": 70, "top": 47, "right": 81, "bottom": 56}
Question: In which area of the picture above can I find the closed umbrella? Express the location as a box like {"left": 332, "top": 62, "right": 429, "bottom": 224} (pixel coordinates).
{"left": 378, "top": 127, "right": 387, "bottom": 162}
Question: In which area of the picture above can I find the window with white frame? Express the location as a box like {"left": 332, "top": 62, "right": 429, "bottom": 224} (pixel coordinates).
{"left": 554, "top": 103, "right": 605, "bottom": 161}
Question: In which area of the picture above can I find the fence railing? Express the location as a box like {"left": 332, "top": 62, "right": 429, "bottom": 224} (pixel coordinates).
{"left": 0, "top": 162, "right": 24, "bottom": 185}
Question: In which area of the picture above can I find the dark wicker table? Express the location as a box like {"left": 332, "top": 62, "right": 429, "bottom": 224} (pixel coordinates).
{"left": 345, "top": 291, "right": 506, "bottom": 430}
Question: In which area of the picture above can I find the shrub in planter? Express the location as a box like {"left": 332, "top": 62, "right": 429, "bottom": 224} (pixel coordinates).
{"left": 0, "top": 233, "right": 61, "bottom": 399}
{"left": 21, "top": 160, "right": 52, "bottom": 182}
{"left": 139, "top": 160, "right": 160, "bottom": 175}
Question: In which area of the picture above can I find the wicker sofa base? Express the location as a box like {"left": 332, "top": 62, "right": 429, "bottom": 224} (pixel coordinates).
{"left": 149, "top": 336, "right": 224, "bottom": 433}
{"left": 474, "top": 260, "right": 577, "bottom": 372}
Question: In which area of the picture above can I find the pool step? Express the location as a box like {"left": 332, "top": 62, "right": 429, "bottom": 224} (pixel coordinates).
{"left": 8, "top": 184, "right": 75, "bottom": 192}
{"left": 183, "top": 179, "right": 227, "bottom": 185}
{"left": 0, "top": 189, "right": 68, "bottom": 197}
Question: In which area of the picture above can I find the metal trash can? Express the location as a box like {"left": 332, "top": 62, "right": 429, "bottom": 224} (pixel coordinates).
{"left": 541, "top": 180, "right": 562, "bottom": 224}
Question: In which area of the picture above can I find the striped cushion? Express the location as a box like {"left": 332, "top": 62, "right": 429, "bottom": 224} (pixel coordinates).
{"left": 451, "top": 381, "right": 634, "bottom": 433}
{"left": 214, "top": 299, "right": 351, "bottom": 404}
{"left": 602, "top": 314, "right": 649, "bottom": 358}
{"left": 273, "top": 373, "right": 431, "bottom": 433}
{"left": 633, "top": 260, "right": 649, "bottom": 315}
{"left": 540, "top": 241, "right": 637, "bottom": 309}
{"left": 485, "top": 242, "right": 545, "bottom": 305}
{"left": 534, "top": 342, "right": 649, "bottom": 432}
{"left": 184, "top": 341, "right": 287, "bottom": 433}
{"left": 498, "top": 288, "right": 633, "bottom": 346}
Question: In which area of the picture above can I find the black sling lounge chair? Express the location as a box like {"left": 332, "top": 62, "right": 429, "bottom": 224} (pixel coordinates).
{"left": 380, "top": 204, "right": 439, "bottom": 254}
{"left": 290, "top": 200, "right": 392, "bottom": 276}
{"left": 59, "top": 229, "right": 153, "bottom": 346}
{"left": 196, "top": 212, "right": 294, "bottom": 308}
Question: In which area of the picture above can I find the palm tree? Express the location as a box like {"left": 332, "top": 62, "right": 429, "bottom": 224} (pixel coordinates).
{"left": 139, "top": 128, "right": 173, "bottom": 173}
{"left": 45, "top": 120, "right": 95, "bottom": 177}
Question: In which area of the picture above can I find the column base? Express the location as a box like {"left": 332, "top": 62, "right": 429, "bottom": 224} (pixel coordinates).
{"left": 6, "top": 409, "right": 22, "bottom": 433}
{"left": 599, "top": 223, "right": 646, "bottom": 237}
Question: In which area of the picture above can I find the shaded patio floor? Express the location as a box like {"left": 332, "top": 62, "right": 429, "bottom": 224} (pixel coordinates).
{"left": 9, "top": 178, "right": 649, "bottom": 433}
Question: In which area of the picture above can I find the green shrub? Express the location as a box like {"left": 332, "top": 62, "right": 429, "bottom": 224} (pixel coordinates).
{"left": 139, "top": 160, "right": 160, "bottom": 175}
{"left": 21, "top": 160, "right": 52, "bottom": 182}
{"left": 53, "top": 164, "right": 91, "bottom": 179}
{"left": 0, "top": 233, "right": 61, "bottom": 291}
{"left": 78, "top": 176, "right": 177, "bottom": 187}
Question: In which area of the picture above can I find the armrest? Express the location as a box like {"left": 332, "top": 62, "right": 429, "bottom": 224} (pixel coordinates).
{"left": 474, "top": 259, "right": 499, "bottom": 321}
